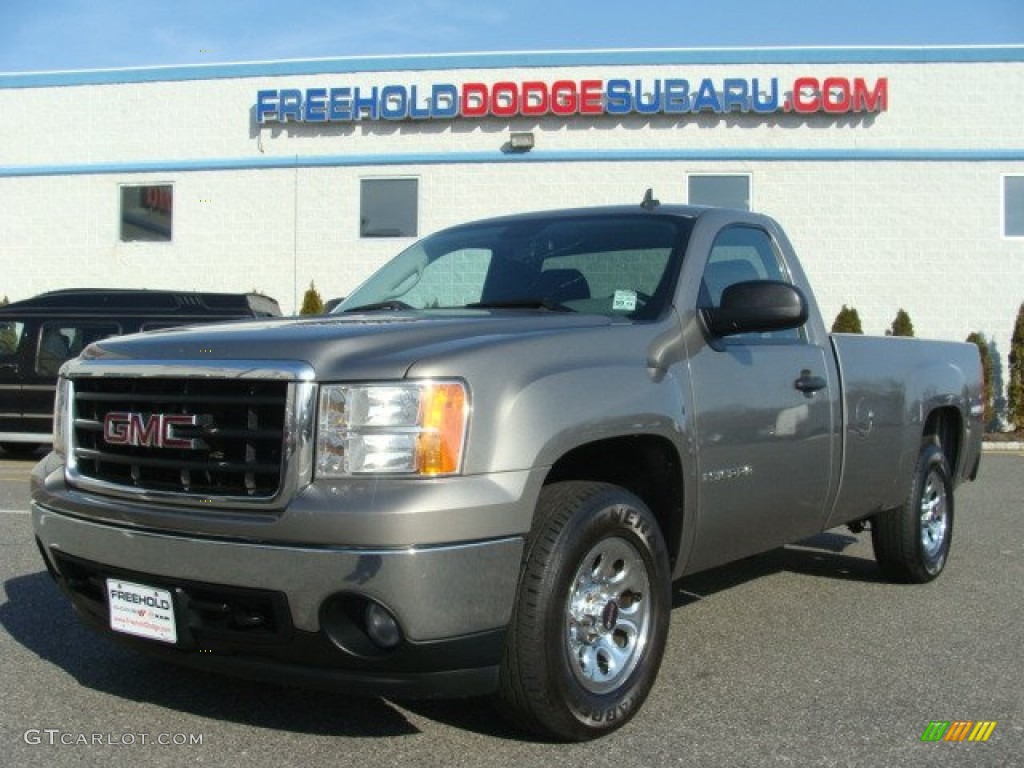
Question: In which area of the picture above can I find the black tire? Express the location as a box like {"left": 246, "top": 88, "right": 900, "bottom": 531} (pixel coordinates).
{"left": 497, "top": 481, "right": 671, "bottom": 741}
{"left": 872, "top": 441, "right": 954, "bottom": 583}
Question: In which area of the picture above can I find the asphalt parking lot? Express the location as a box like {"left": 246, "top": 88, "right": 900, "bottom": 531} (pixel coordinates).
{"left": 1, "top": 452, "right": 1021, "bottom": 767}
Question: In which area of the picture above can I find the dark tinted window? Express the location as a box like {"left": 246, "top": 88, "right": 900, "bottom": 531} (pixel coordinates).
{"left": 0, "top": 320, "right": 26, "bottom": 359}
{"left": 36, "top": 321, "right": 121, "bottom": 375}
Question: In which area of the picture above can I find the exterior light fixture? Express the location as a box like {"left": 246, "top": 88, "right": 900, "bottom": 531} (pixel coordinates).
{"left": 506, "top": 132, "right": 535, "bottom": 153}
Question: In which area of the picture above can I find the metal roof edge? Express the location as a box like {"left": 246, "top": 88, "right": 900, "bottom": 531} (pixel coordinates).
{"left": 3, "top": 45, "right": 1023, "bottom": 89}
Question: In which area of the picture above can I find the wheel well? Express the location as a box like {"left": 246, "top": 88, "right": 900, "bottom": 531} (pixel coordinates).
{"left": 544, "top": 436, "right": 684, "bottom": 569}
{"left": 923, "top": 407, "right": 961, "bottom": 474}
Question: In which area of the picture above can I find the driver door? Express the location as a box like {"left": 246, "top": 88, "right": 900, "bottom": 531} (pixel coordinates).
{"left": 686, "top": 225, "right": 835, "bottom": 572}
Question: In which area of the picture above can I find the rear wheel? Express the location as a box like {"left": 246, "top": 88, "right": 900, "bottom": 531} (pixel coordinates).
{"left": 497, "top": 481, "right": 671, "bottom": 741}
{"left": 872, "top": 441, "right": 954, "bottom": 583}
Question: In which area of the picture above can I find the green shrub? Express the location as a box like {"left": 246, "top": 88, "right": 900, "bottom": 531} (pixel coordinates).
{"left": 888, "top": 309, "right": 915, "bottom": 337}
{"left": 831, "top": 305, "right": 863, "bottom": 334}
{"left": 966, "top": 332, "right": 995, "bottom": 428}
{"left": 299, "top": 281, "right": 324, "bottom": 315}
{"left": 1009, "top": 302, "right": 1024, "bottom": 431}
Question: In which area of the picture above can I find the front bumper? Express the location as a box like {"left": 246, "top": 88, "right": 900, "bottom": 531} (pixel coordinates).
{"left": 32, "top": 503, "right": 524, "bottom": 698}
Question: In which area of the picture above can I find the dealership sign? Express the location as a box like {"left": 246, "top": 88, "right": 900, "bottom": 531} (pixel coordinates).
{"left": 256, "top": 76, "right": 887, "bottom": 123}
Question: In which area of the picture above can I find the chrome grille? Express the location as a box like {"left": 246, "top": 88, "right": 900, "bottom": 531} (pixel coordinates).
{"left": 71, "top": 377, "right": 289, "bottom": 498}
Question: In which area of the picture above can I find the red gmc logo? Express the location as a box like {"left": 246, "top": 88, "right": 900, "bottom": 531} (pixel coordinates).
{"left": 103, "top": 412, "right": 203, "bottom": 449}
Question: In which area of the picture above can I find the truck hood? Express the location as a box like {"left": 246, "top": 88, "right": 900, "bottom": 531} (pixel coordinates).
{"left": 79, "top": 310, "right": 619, "bottom": 380}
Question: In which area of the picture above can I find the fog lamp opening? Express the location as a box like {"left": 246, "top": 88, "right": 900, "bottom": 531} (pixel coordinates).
{"left": 365, "top": 602, "right": 402, "bottom": 649}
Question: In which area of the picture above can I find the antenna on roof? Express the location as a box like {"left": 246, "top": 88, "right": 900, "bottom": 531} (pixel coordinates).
{"left": 641, "top": 188, "right": 660, "bottom": 211}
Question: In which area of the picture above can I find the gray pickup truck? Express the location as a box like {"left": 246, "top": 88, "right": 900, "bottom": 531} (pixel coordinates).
{"left": 31, "top": 201, "right": 983, "bottom": 741}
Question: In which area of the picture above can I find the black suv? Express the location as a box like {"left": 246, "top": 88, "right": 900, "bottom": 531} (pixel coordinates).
{"left": 0, "top": 289, "right": 280, "bottom": 456}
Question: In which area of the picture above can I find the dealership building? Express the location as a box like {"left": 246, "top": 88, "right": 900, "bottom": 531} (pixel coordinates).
{"left": 1, "top": 46, "right": 1022, "bottom": 384}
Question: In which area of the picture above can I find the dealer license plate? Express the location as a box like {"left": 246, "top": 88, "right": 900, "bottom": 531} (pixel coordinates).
{"left": 106, "top": 579, "right": 177, "bottom": 644}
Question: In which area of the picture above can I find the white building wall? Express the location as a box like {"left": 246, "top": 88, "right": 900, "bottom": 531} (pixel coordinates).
{"left": 5, "top": 59, "right": 1022, "bottom": 163}
{"left": 1, "top": 48, "right": 1022, "bottom": 401}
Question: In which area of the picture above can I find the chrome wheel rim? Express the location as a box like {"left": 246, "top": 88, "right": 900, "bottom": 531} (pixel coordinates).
{"left": 565, "top": 535, "right": 651, "bottom": 694}
{"left": 919, "top": 468, "right": 949, "bottom": 562}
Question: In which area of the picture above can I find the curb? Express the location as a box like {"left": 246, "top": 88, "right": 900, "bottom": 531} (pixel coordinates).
{"left": 982, "top": 442, "right": 1023, "bottom": 452}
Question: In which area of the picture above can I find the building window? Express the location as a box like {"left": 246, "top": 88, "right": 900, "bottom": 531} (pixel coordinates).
{"left": 120, "top": 184, "right": 173, "bottom": 242}
{"left": 687, "top": 174, "right": 751, "bottom": 211}
{"left": 1004, "top": 175, "right": 1024, "bottom": 238}
{"left": 360, "top": 178, "right": 418, "bottom": 238}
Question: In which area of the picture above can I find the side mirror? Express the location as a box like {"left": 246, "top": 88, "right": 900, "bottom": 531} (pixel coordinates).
{"left": 702, "top": 280, "right": 808, "bottom": 338}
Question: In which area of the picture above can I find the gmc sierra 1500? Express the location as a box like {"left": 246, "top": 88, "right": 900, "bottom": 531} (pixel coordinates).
{"left": 31, "top": 199, "right": 983, "bottom": 741}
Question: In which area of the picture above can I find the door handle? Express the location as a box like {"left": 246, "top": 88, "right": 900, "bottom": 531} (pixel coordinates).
{"left": 794, "top": 370, "right": 827, "bottom": 394}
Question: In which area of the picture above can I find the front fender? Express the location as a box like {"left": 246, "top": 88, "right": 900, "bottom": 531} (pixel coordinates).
{"left": 496, "top": 362, "right": 687, "bottom": 471}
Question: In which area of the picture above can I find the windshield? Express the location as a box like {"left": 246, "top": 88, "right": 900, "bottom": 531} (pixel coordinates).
{"left": 337, "top": 213, "right": 692, "bottom": 321}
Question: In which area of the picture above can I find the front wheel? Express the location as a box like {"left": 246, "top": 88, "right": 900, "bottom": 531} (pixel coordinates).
{"left": 872, "top": 441, "right": 954, "bottom": 583}
{"left": 497, "top": 481, "right": 671, "bottom": 741}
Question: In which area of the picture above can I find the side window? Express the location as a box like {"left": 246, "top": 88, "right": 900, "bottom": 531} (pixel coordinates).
{"left": 36, "top": 321, "right": 121, "bottom": 375}
{"left": 0, "top": 320, "right": 26, "bottom": 359}
{"left": 699, "top": 225, "right": 802, "bottom": 343}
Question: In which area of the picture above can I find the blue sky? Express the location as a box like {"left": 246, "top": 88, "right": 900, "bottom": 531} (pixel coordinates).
{"left": 1, "top": 0, "right": 1022, "bottom": 73}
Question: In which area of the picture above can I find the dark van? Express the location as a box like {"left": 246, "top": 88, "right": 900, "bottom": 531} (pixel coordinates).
{"left": 0, "top": 289, "right": 281, "bottom": 455}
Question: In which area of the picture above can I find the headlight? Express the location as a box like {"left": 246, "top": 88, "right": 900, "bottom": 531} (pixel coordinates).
{"left": 52, "top": 375, "right": 71, "bottom": 458}
{"left": 316, "top": 381, "right": 468, "bottom": 477}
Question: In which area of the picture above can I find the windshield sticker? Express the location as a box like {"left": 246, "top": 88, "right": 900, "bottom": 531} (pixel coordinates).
{"left": 612, "top": 290, "right": 638, "bottom": 312}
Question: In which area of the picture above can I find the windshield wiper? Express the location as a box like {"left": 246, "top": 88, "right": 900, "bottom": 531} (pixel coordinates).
{"left": 341, "top": 300, "right": 413, "bottom": 313}
{"left": 466, "top": 299, "right": 574, "bottom": 312}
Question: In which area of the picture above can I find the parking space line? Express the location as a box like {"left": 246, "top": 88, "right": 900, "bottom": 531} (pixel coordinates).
{"left": 0, "top": 508, "right": 29, "bottom": 515}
